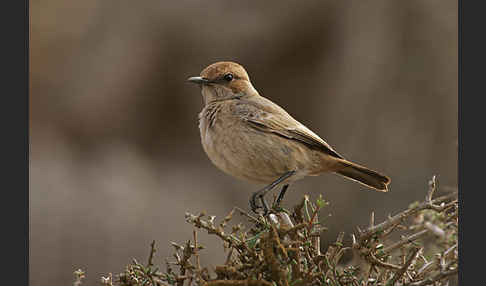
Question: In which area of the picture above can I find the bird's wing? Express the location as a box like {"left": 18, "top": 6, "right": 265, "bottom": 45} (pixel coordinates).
{"left": 236, "top": 97, "right": 344, "bottom": 159}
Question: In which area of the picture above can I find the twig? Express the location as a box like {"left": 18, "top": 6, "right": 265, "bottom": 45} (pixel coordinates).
{"left": 426, "top": 175, "right": 437, "bottom": 203}
{"left": 369, "top": 211, "right": 375, "bottom": 228}
{"left": 364, "top": 264, "right": 375, "bottom": 286}
{"left": 234, "top": 207, "right": 261, "bottom": 225}
{"left": 382, "top": 229, "right": 429, "bottom": 254}
{"left": 147, "top": 240, "right": 156, "bottom": 268}
{"left": 388, "top": 247, "right": 421, "bottom": 285}
{"left": 194, "top": 230, "right": 201, "bottom": 277}
{"left": 367, "top": 251, "right": 401, "bottom": 271}
{"left": 358, "top": 191, "right": 457, "bottom": 243}
{"left": 443, "top": 244, "right": 457, "bottom": 259}
{"left": 424, "top": 222, "right": 445, "bottom": 238}
{"left": 405, "top": 268, "right": 458, "bottom": 286}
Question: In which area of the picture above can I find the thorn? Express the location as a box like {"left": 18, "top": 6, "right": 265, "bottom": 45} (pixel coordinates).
{"left": 427, "top": 175, "right": 437, "bottom": 202}
{"left": 352, "top": 234, "right": 358, "bottom": 247}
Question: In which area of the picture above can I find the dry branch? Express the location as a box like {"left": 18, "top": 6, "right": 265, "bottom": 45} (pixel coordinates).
{"left": 76, "top": 176, "right": 457, "bottom": 286}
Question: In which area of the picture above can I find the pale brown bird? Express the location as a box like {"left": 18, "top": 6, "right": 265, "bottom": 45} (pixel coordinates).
{"left": 188, "top": 61, "right": 390, "bottom": 214}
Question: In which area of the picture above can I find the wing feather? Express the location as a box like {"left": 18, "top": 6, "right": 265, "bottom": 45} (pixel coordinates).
{"left": 235, "top": 97, "right": 344, "bottom": 159}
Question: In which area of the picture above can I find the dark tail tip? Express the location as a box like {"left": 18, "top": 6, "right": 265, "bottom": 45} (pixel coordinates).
{"left": 335, "top": 162, "right": 391, "bottom": 192}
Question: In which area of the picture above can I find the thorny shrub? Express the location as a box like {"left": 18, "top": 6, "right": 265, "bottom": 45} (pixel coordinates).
{"left": 74, "top": 176, "right": 458, "bottom": 286}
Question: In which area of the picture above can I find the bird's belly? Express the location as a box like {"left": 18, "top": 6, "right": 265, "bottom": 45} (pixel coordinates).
{"left": 200, "top": 123, "right": 314, "bottom": 184}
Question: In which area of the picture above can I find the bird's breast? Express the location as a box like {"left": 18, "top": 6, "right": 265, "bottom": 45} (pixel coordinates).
{"left": 198, "top": 105, "right": 315, "bottom": 184}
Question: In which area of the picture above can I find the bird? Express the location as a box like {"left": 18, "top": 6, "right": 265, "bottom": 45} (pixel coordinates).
{"left": 187, "top": 61, "right": 390, "bottom": 215}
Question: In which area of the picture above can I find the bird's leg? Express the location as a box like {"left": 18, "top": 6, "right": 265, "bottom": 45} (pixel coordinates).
{"left": 250, "top": 171, "right": 295, "bottom": 215}
{"left": 274, "top": 184, "right": 289, "bottom": 208}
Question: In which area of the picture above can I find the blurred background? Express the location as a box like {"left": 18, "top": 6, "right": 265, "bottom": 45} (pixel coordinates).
{"left": 30, "top": 1, "right": 457, "bottom": 285}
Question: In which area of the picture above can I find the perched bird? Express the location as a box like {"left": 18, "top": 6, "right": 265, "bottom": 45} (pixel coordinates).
{"left": 188, "top": 61, "right": 390, "bottom": 214}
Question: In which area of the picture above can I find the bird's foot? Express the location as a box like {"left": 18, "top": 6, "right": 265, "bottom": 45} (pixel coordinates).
{"left": 249, "top": 172, "right": 295, "bottom": 216}
{"left": 273, "top": 184, "right": 289, "bottom": 209}
{"left": 250, "top": 191, "right": 270, "bottom": 216}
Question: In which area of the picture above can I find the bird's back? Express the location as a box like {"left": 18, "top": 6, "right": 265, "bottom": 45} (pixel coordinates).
{"left": 198, "top": 95, "right": 346, "bottom": 185}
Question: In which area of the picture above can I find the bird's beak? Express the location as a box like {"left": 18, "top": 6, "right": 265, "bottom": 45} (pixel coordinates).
{"left": 187, "top": 76, "right": 210, "bottom": 85}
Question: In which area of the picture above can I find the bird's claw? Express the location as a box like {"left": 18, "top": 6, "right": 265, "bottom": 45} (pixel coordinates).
{"left": 250, "top": 192, "right": 270, "bottom": 216}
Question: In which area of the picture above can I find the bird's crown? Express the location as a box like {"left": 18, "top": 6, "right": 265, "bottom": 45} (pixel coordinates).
{"left": 200, "top": 61, "right": 250, "bottom": 82}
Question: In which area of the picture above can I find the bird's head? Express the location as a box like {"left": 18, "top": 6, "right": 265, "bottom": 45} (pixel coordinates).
{"left": 187, "top": 61, "right": 258, "bottom": 105}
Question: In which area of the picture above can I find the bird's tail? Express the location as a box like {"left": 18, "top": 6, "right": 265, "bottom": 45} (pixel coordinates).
{"left": 334, "top": 160, "right": 390, "bottom": 192}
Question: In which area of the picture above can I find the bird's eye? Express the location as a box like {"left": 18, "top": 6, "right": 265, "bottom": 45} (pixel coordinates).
{"left": 223, "top": 73, "right": 233, "bottom": 82}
